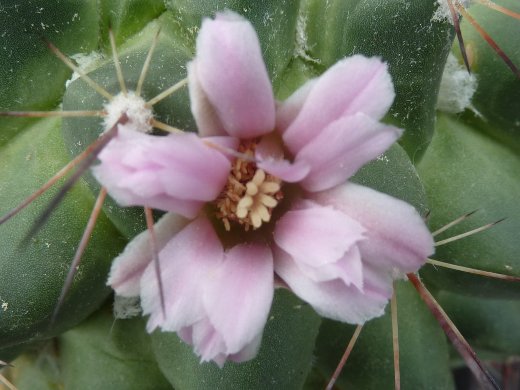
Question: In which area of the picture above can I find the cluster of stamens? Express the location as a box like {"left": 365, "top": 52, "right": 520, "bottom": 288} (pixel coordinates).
{"left": 215, "top": 142, "right": 282, "bottom": 231}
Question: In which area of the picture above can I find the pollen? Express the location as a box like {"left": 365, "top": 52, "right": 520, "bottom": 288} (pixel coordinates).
{"left": 215, "top": 142, "right": 282, "bottom": 231}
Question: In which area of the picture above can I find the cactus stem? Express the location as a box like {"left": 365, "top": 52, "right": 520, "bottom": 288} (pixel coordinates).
{"left": 407, "top": 273, "right": 500, "bottom": 390}
{"left": 426, "top": 258, "right": 520, "bottom": 281}
{"left": 146, "top": 78, "right": 188, "bottom": 107}
{"left": 136, "top": 28, "right": 162, "bottom": 97}
{"left": 434, "top": 218, "right": 505, "bottom": 246}
{"left": 0, "top": 110, "right": 105, "bottom": 118}
{"left": 19, "top": 115, "right": 125, "bottom": 247}
{"left": 0, "top": 373, "right": 17, "bottom": 390}
{"left": 455, "top": 2, "right": 520, "bottom": 79}
{"left": 43, "top": 38, "right": 114, "bottom": 101}
{"left": 325, "top": 324, "right": 363, "bottom": 390}
{"left": 50, "top": 187, "right": 108, "bottom": 327}
{"left": 474, "top": 0, "right": 520, "bottom": 21}
{"left": 144, "top": 207, "right": 167, "bottom": 320}
{"left": 432, "top": 209, "right": 478, "bottom": 236}
{"left": 108, "top": 28, "right": 128, "bottom": 96}
{"left": 391, "top": 285, "right": 401, "bottom": 390}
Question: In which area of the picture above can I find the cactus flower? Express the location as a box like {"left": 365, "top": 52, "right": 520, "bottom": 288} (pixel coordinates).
{"left": 94, "top": 11, "right": 434, "bottom": 366}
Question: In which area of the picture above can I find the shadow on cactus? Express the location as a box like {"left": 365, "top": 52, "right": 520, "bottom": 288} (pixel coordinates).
{"left": 0, "top": 2, "right": 519, "bottom": 390}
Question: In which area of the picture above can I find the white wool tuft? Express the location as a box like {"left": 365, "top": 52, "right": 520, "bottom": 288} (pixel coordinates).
{"left": 436, "top": 53, "right": 477, "bottom": 113}
{"left": 432, "top": 0, "right": 472, "bottom": 23}
{"left": 65, "top": 51, "right": 104, "bottom": 88}
{"left": 104, "top": 92, "right": 153, "bottom": 133}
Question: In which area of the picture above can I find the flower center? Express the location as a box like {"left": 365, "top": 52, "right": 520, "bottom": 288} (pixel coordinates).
{"left": 215, "top": 141, "right": 283, "bottom": 231}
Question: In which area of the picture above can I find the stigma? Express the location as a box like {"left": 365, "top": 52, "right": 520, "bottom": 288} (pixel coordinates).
{"left": 215, "top": 142, "right": 282, "bottom": 231}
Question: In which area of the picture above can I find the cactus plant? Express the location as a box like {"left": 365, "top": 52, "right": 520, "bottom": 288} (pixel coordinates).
{"left": 0, "top": 1, "right": 519, "bottom": 389}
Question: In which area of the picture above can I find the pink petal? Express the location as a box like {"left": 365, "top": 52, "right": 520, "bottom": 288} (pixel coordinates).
{"left": 188, "top": 62, "right": 227, "bottom": 137}
{"left": 255, "top": 134, "right": 310, "bottom": 182}
{"left": 141, "top": 134, "right": 230, "bottom": 200}
{"left": 181, "top": 245, "right": 270, "bottom": 366}
{"left": 283, "top": 55, "right": 395, "bottom": 154}
{"left": 204, "top": 136, "right": 241, "bottom": 161}
{"left": 296, "top": 113, "right": 403, "bottom": 192}
{"left": 275, "top": 79, "right": 317, "bottom": 133}
{"left": 93, "top": 129, "right": 232, "bottom": 218}
{"left": 95, "top": 156, "right": 204, "bottom": 217}
{"left": 186, "top": 320, "right": 262, "bottom": 366}
{"left": 193, "top": 11, "right": 275, "bottom": 138}
{"left": 362, "top": 262, "right": 394, "bottom": 300}
{"left": 177, "top": 326, "right": 193, "bottom": 345}
{"left": 107, "top": 213, "right": 189, "bottom": 297}
{"left": 257, "top": 158, "right": 310, "bottom": 183}
{"left": 274, "top": 200, "right": 366, "bottom": 268}
{"left": 294, "top": 245, "right": 364, "bottom": 289}
{"left": 311, "top": 182, "right": 434, "bottom": 273}
{"left": 227, "top": 333, "right": 263, "bottom": 364}
{"left": 190, "top": 319, "right": 227, "bottom": 365}
{"left": 203, "top": 244, "right": 274, "bottom": 354}
{"left": 140, "top": 217, "right": 224, "bottom": 332}
{"left": 274, "top": 247, "right": 388, "bottom": 324}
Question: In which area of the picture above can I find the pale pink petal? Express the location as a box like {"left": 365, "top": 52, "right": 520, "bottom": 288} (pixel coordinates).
{"left": 188, "top": 62, "right": 226, "bottom": 137}
{"left": 188, "top": 320, "right": 262, "bottom": 367}
{"left": 115, "top": 170, "right": 164, "bottom": 198}
{"left": 93, "top": 130, "right": 231, "bottom": 218}
{"left": 142, "top": 134, "right": 230, "bottom": 200}
{"left": 190, "top": 319, "right": 227, "bottom": 365}
{"left": 203, "top": 244, "right": 274, "bottom": 354}
{"left": 95, "top": 159, "right": 204, "bottom": 217}
{"left": 257, "top": 158, "right": 310, "bottom": 183}
{"left": 296, "top": 113, "right": 403, "bottom": 192}
{"left": 181, "top": 321, "right": 251, "bottom": 368}
{"left": 183, "top": 316, "right": 262, "bottom": 366}
{"left": 177, "top": 327, "right": 193, "bottom": 344}
{"left": 255, "top": 132, "right": 284, "bottom": 160}
{"left": 362, "top": 262, "right": 394, "bottom": 299}
{"left": 107, "top": 213, "right": 189, "bottom": 297}
{"left": 335, "top": 248, "right": 364, "bottom": 289}
{"left": 275, "top": 79, "right": 317, "bottom": 133}
{"left": 255, "top": 133, "right": 310, "bottom": 182}
{"left": 203, "top": 136, "right": 240, "bottom": 161}
{"left": 140, "top": 217, "right": 224, "bottom": 332}
{"left": 194, "top": 11, "right": 275, "bottom": 138}
{"left": 294, "top": 246, "right": 363, "bottom": 289}
{"left": 311, "top": 182, "right": 434, "bottom": 273}
{"left": 212, "top": 354, "right": 228, "bottom": 368}
{"left": 274, "top": 200, "right": 366, "bottom": 267}
{"left": 274, "top": 248, "right": 388, "bottom": 324}
{"left": 227, "top": 333, "right": 263, "bottom": 364}
{"left": 283, "top": 55, "right": 395, "bottom": 154}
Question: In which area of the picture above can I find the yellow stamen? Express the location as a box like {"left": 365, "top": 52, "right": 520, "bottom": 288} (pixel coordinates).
{"left": 259, "top": 194, "right": 277, "bottom": 208}
{"left": 214, "top": 142, "right": 283, "bottom": 231}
